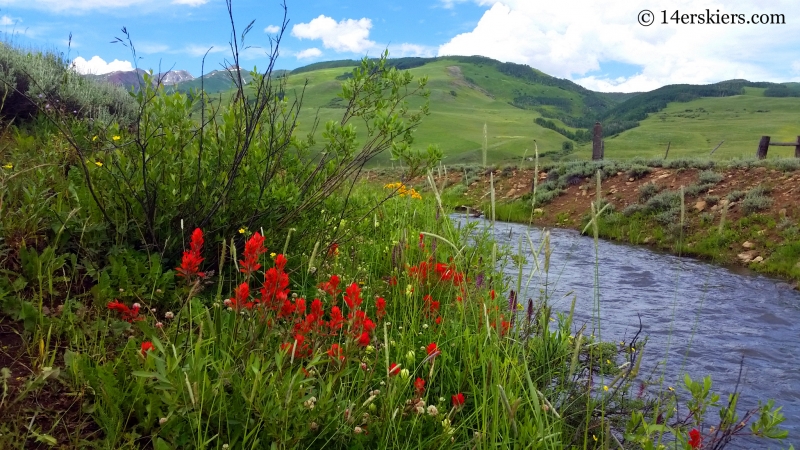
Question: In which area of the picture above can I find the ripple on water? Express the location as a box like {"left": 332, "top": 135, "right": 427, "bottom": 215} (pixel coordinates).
{"left": 456, "top": 215, "right": 800, "bottom": 446}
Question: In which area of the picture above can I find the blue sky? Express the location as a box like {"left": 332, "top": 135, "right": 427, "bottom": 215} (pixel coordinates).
{"left": 2, "top": 0, "right": 799, "bottom": 92}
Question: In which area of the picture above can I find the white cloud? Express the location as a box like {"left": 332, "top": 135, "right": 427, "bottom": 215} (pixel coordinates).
{"left": 438, "top": 0, "right": 800, "bottom": 92}
{"left": 388, "top": 43, "right": 437, "bottom": 58}
{"left": 172, "top": 0, "right": 207, "bottom": 5}
{"left": 792, "top": 61, "right": 800, "bottom": 76}
{"left": 184, "top": 45, "right": 227, "bottom": 57}
{"left": 0, "top": 15, "right": 20, "bottom": 26}
{"left": 71, "top": 56, "right": 134, "bottom": 75}
{"left": 440, "top": 0, "right": 470, "bottom": 8}
{"left": 292, "top": 15, "right": 375, "bottom": 53}
{"left": 295, "top": 48, "right": 322, "bottom": 60}
{"left": 264, "top": 25, "right": 281, "bottom": 34}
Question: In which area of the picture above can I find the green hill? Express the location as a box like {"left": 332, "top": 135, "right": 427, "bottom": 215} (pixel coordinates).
{"left": 195, "top": 56, "right": 800, "bottom": 165}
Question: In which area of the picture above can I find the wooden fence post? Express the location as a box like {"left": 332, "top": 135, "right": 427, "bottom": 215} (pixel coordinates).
{"left": 756, "top": 136, "right": 770, "bottom": 160}
{"left": 796, "top": 136, "right": 800, "bottom": 158}
{"left": 592, "top": 122, "right": 603, "bottom": 160}
{"left": 664, "top": 141, "right": 671, "bottom": 159}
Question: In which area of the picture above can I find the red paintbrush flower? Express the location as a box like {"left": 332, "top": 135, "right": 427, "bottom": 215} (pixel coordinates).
{"left": 141, "top": 341, "right": 155, "bottom": 356}
{"left": 452, "top": 392, "right": 465, "bottom": 408}
{"left": 240, "top": 232, "right": 266, "bottom": 276}
{"left": 426, "top": 342, "right": 439, "bottom": 356}
{"left": 344, "top": 282, "right": 363, "bottom": 310}
{"left": 375, "top": 297, "right": 386, "bottom": 319}
{"left": 107, "top": 300, "right": 144, "bottom": 323}
{"left": 327, "top": 343, "right": 345, "bottom": 362}
{"left": 176, "top": 228, "right": 205, "bottom": 281}
{"left": 688, "top": 429, "right": 702, "bottom": 449}
{"left": 388, "top": 362, "right": 401, "bottom": 376}
{"left": 414, "top": 377, "right": 425, "bottom": 395}
{"left": 357, "top": 331, "right": 370, "bottom": 347}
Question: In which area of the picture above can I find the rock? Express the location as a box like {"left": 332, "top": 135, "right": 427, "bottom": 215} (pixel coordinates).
{"left": 643, "top": 237, "right": 652, "bottom": 244}
{"left": 737, "top": 250, "right": 758, "bottom": 263}
{"left": 719, "top": 199, "right": 729, "bottom": 206}
{"left": 506, "top": 188, "right": 517, "bottom": 197}
{"left": 742, "top": 241, "right": 755, "bottom": 249}
{"left": 694, "top": 200, "right": 706, "bottom": 212}
{"left": 628, "top": 177, "right": 635, "bottom": 182}
{"left": 753, "top": 256, "right": 764, "bottom": 263}
{"left": 711, "top": 205, "right": 719, "bottom": 211}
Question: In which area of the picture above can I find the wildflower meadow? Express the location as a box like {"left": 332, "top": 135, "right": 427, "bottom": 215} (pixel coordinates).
{"left": 0, "top": 3, "right": 792, "bottom": 448}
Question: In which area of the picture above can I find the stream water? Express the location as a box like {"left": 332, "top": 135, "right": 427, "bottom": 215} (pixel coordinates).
{"left": 455, "top": 215, "right": 800, "bottom": 448}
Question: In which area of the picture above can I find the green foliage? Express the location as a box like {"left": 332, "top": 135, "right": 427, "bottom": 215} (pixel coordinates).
{"left": 697, "top": 170, "right": 724, "bottom": 185}
{"left": 0, "top": 41, "right": 136, "bottom": 125}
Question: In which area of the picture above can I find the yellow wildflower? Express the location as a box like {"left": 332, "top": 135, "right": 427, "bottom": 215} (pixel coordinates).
{"left": 92, "top": 136, "right": 98, "bottom": 142}
{"left": 238, "top": 228, "right": 246, "bottom": 234}
{"left": 2, "top": 163, "right": 12, "bottom": 169}
{"left": 112, "top": 135, "right": 121, "bottom": 141}
{"left": 603, "top": 385, "right": 609, "bottom": 392}
{"left": 270, "top": 252, "right": 277, "bottom": 259}
{"left": 94, "top": 161, "right": 103, "bottom": 167}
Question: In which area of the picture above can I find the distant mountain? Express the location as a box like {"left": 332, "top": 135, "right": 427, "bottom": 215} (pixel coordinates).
{"left": 156, "top": 70, "right": 194, "bottom": 85}
{"left": 85, "top": 69, "right": 149, "bottom": 91}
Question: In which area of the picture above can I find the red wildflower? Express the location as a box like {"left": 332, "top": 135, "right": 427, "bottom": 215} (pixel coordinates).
{"left": 230, "top": 282, "right": 253, "bottom": 309}
{"left": 351, "top": 310, "right": 376, "bottom": 335}
{"left": 261, "top": 266, "right": 290, "bottom": 309}
{"left": 422, "top": 294, "right": 440, "bottom": 317}
{"left": 141, "top": 341, "right": 155, "bottom": 356}
{"left": 688, "top": 429, "right": 702, "bottom": 449}
{"left": 435, "top": 316, "right": 442, "bottom": 325}
{"left": 327, "top": 343, "right": 345, "bottom": 362}
{"left": 274, "top": 254, "right": 287, "bottom": 271}
{"left": 278, "top": 299, "right": 296, "bottom": 318}
{"left": 388, "top": 362, "right": 401, "bottom": 376}
{"left": 328, "top": 306, "right": 344, "bottom": 334}
{"left": 281, "top": 334, "right": 310, "bottom": 359}
{"left": 357, "top": 332, "right": 370, "bottom": 347}
{"left": 419, "top": 233, "right": 424, "bottom": 249}
{"left": 388, "top": 276, "right": 397, "bottom": 286}
{"left": 375, "top": 297, "right": 386, "bottom": 319}
{"left": 452, "top": 393, "right": 466, "bottom": 408}
{"left": 328, "top": 242, "right": 339, "bottom": 256}
{"left": 414, "top": 377, "right": 425, "bottom": 395}
{"left": 344, "top": 282, "right": 363, "bottom": 310}
{"left": 240, "top": 232, "right": 266, "bottom": 276}
{"left": 500, "top": 320, "right": 511, "bottom": 336}
{"left": 319, "top": 274, "right": 341, "bottom": 297}
{"left": 107, "top": 300, "right": 144, "bottom": 323}
{"left": 311, "top": 299, "right": 324, "bottom": 322}
{"left": 426, "top": 342, "right": 439, "bottom": 356}
{"left": 295, "top": 297, "right": 307, "bottom": 315}
{"left": 176, "top": 228, "right": 205, "bottom": 280}
{"left": 490, "top": 290, "right": 496, "bottom": 300}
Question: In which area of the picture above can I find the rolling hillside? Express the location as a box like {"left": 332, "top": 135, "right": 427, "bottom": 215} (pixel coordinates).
{"left": 186, "top": 56, "right": 800, "bottom": 165}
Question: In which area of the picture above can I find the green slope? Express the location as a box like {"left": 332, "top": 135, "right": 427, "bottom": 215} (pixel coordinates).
{"left": 584, "top": 87, "right": 800, "bottom": 160}
{"left": 196, "top": 56, "right": 800, "bottom": 165}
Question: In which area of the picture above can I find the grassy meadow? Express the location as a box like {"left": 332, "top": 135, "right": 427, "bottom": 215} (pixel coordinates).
{"left": 0, "top": 37, "right": 794, "bottom": 449}
{"left": 589, "top": 88, "right": 800, "bottom": 160}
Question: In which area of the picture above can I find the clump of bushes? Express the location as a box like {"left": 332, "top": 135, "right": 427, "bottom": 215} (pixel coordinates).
{"left": 0, "top": 41, "right": 136, "bottom": 125}
{"left": 741, "top": 185, "right": 773, "bottom": 214}
{"left": 638, "top": 182, "right": 661, "bottom": 202}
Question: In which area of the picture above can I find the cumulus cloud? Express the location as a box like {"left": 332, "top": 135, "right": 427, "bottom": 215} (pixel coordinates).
{"left": 296, "top": 48, "right": 323, "bottom": 59}
{"left": 264, "top": 25, "right": 281, "bottom": 34}
{"left": 292, "top": 15, "right": 375, "bottom": 53}
{"left": 138, "top": 43, "right": 170, "bottom": 54}
{"left": 0, "top": 15, "right": 20, "bottom": 26}
{"left": 388, "top": 43, "right": 437, "bottom": 58}
{"left": 438, "top": 0, "right": 800, "bottom": 91}
{"left": 71, "top": 56, "right": 134, "bottom": 75}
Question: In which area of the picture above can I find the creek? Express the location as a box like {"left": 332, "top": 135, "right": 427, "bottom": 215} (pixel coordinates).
{"left": 455, "top": 215, "right": 800, "bottom": 448}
